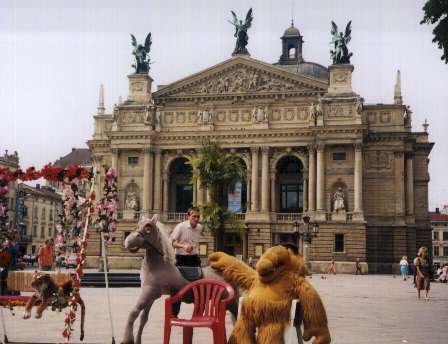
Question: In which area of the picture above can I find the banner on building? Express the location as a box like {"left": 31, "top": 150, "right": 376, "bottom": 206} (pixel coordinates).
{"left": 228, "top": 181, "right": 242, "bottom": 213}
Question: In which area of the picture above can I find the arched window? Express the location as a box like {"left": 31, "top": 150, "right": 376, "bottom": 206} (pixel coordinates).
{"left": 288, "top": 46, "right": 296, "bottom": 59}
{"left": 276, "top": 156, "right": 303, "bottom": 213}
{"left": 169, "top": 158, "right": 193, "bottom": 213}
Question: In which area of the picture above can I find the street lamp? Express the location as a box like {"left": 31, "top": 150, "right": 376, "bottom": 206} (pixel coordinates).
{"left": 293, "top": 216, "right": 320, "bottom": 271}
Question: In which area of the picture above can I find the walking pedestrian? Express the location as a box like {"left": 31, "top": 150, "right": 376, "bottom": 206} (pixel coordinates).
{"left": 327, "top": 258, "right": 336, "bottom": 275}
{"left": 37, "top": 239, "right": 54, "bottom": 271}
{"left": 415, "top": 246, "right": 431, "bottom": 300}
{"left": 399, "top": 256, "right": 409, "bottom": 281}
{"left": 355, "top": 258, "right": 362, "bottom": 275}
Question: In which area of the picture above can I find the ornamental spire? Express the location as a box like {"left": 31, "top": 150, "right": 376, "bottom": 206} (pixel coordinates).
{"left": 394, "top": 70, "right": 402, "bottom": 105}
{"left": 98, "top": 84, "right": 105, "bottom": 115}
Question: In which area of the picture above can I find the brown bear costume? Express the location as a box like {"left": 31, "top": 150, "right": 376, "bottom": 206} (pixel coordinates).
{"left": 209, "top": 245, "right": 331, "bottom": 344}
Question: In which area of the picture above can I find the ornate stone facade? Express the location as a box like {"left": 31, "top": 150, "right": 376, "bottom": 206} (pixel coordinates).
{"left": 88, "top": 46, "right": 433, "bottom": 273}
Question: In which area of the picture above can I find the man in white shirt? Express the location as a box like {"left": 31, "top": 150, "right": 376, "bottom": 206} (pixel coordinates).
{"left": 170, "top": 206, "right": 203, "bottom": 267}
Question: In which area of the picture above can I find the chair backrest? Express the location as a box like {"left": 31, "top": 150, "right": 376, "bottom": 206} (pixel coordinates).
{"left": 187, "top": 279, "right": 235, "bottom": 320}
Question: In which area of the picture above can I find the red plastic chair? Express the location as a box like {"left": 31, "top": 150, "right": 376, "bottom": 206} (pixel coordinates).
{"left": 164, "top": 279, "right": 235, "bottom": 344}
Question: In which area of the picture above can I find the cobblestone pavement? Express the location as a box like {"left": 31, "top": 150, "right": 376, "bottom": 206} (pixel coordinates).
{"left": 2, "top": 274, "right": 447, "bottom": 344}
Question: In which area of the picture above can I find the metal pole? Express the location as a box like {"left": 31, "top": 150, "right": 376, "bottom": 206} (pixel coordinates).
{"left": 101, "top": 232, "right": 116, "bottom": 344}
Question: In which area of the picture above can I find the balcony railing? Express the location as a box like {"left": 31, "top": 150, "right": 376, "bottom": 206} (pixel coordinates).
{"left": 231, "top": 213, "right": 246, "bottom": 221}
{"left": 166, "top": 212, "right": 188, "bottom": 222}
{"left": 326, "top": 212, "right": 353, "bottom": 222}
{"left": 276, "top": 213, "right": 303, "bottom": 222}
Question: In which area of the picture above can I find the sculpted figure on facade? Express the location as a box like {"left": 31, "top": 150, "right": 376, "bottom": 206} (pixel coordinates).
{"left": 404, "top": 105, "right": 413, "bottom": 127}
{"left": 333, "top": 187, "right": 345, "bottom": 212}
{"left": 309, "top": 101, "right": 323, "bottom": 125}
{"left": 125, "top": 191, "right": 138, "bottom": 211}
{"left": 355, "top": 98, "right": 363, "bottom": 115}
{"left": 144, "top": 105, "right": 155, "bottom": 127}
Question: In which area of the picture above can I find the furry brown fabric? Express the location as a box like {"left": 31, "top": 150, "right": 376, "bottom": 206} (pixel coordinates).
{"left": 23, "top": 272, "right": 85, "bottom": 341}
{"left": 209, "top": 246, "right": 331, "bottom": 344}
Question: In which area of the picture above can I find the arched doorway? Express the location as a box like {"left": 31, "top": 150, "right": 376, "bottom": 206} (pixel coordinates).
{"left": 169, "top": 157, "right": 193, "bottom": 213}
{"left": 276, "top": 156, "right": 304, "bottom": 213}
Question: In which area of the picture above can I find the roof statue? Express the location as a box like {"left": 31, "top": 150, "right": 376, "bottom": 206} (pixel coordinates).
{"left": 330, "top": 21, "right": 353, "bottom": 64}
{"left": 229, "top": 8, "right": 253, "bottom": 56}
{"left": 130, "top": 33, "right": 152, "bottom": 74}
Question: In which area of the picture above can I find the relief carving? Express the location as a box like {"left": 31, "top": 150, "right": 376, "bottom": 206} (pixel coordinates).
{"left": 271, "top": 109, "right": 282, "bottom": 121}
{"left": 252, "top": 106, "right": 269, "bottom": 123}
{"left": 332, "top": 71, "right": 348, "bottom": 83}
{"left": 181, "top": 67, "right": 297, "bottom": 95}
{"left": 327, "top": 105, "right": 345, "bottom": 117}
{"left": 365, "top": 151, "right": 393, "bottom": 170}
{"left": 229, "top": 110, "right": 239, "bottom": 122}
{"left": 120, "top": 111, "right": 145, "bottom": 124}
{"left": 283, "top": 108, "right": 295, "bottom": 121}
{"left": 176, "top": 112, "right": 186, "bottom": 124}
{"left": 164, "top": 112, "right": 174, "bottom": 124}
{"left": 241, "top": 110, "right": 251, "bottom": 122}
{"left": 379, "top": 111, "right": 391, "bottom": 123}
{"left": 197, "top": 109, "right": 214, "bottom": 124}
{"left": 367, "top": 111, "right": 377, "bottom": 124}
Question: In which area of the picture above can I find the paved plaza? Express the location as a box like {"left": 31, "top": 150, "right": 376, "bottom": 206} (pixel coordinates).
{"left": 2, "top": 274, "right": 447, "bottom": 344}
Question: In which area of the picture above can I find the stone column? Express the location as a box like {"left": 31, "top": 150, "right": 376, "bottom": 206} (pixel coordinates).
{"left": 250, "top": 147, "right": 259, "bottom": 212}
{"left": 196, "top": 178, "right": 204, "bottom": 205}
{"left": 270, "top": 172, "right": 276, "bottom": 213}
{"left": 308, "top": 145, "right": 316, "bottom": 211}
{"left": 192, "top": 179, "right": 197, "bottom": 205}
{"left": 111, "top": 149, "right": 118, "bottom": 175}
{"left": 162, "top": 172, "right": 169, "bottom": 212}
{"left": 316, "top": 144, "right": 325, "bottom": 211}
{"left": 394, "top": 151, "right": 405, "bottom": 216}
{"left": 261, "top": 147, "right": 270, "bottom": 212}
{"left": 246, "top": 172, "right": 251, "bottom": 212}
{"left": 142, "top": 148, "right": 153, "bottom": 213}
{"left": 406, "top": 154, "right": 414, "bottom": 216}
{"left": 354, "top": 144, "right": 363, "bottom": 212}
{"left": 153, "top": 148, "right": 162, "bottom": 212}
{"left": 303, "top": 176, "right": 308, "bottom": 212}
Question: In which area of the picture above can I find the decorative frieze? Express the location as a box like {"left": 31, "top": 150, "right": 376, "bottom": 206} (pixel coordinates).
{"left": 365, "top": 151, "right": 393, "bottom": 170}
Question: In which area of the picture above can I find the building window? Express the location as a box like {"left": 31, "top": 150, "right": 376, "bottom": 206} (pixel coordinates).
{"left": 175, "top": 184, "right": 193, "bottom": 213}
{"left": 32, "top": 225, "right": 37, "bottom": 237}
{"left": 444, "top": 247, "right": 448, "bottom": 257}
{"left": 334, "top": 233, "right": 345, "bottom": 252}
{"left": 443, "top": 232, "right": 448, "bottom": 241}
{"left": 42, "top": 208, "right": 46, "bottom": 221}
{"left": 40, "top": 226, "right": 45, "bottom": 238}
{"left": 333, "top": 152, "right": 346, "bottom": 161}
{"left": 433, "top": 246, "right": 440, "bottom": 257}
{"left": 48, "top": 226, "right": 52, "bottom": 237}
{"left": 49, "top": 209, "right": 53, "bottom": 221}
{"left": 128, "top": 156, "right": 139, "bottom": 166}
{"left": 23, "top": 206, "right": 28, "bottom": 217}
{"left": 34, "top": 206, "right": 38, "bottom": 219}
{"left": 280, "top": 184, "right": 303, "bottom": 213}
{"left": 434, "top": 231, "right": 439, "bottom": 241}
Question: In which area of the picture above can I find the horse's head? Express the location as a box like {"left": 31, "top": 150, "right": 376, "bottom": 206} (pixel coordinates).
{"left": 125, "top": 216, "right": 160, "bottom": 253}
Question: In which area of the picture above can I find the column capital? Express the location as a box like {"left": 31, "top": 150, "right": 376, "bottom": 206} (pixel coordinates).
{"left": 405, "top": 152, "right": 414, "bottom": 159}
{"left": 270, "top": 172, "right": 276, "bottom": 180}
{"left": 307, "top": 144, "right": 316, "bottom": 153}
{"left": 162, "top": 172, "right": 170, "bottom": 181}
{"left": 153, "top": 147, "right": 162, "bottom": 155}
{"left": 261, "top": 146, "right": 270, "bottom": 154}
{"left": 394, "top": 151, "right": 404, "bottom": 157}
{"left": 250, "top": 147, "right": 260, "bottom": 154}
{"left": 142, "top": 146, "right": 152, "bottom": 154}
{"left": 111, "top": 148, "right": 119, "bottom": 154}
{"left": 354, "top": 143, "right": 363, "bottom": 152}
{"left": 316, "top": 143, "right": 325, "bottom": 152}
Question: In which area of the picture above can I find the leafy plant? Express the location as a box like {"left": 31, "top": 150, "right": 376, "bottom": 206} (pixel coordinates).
{"left": 421, "top": 0, "right": 448, "bottom": 63}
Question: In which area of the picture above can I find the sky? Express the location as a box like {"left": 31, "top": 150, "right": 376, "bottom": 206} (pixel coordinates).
{"left": 0, "top": 0, "right": 447, "bottom": 209}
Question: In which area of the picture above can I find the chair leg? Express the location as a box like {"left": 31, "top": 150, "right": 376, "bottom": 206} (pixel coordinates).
{"left": 212, "top": 324, "right": 226, "bottom": 344}
{"left": 183, "top": 327, "right": 193, "bottom": 344}
{"left": 163, "top": 323, "right": 171, "bottom": 344}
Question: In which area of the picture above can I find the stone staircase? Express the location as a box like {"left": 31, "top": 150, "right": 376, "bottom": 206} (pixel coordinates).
{"left": 81, "top": 272, "right": 140, "bottom": 288}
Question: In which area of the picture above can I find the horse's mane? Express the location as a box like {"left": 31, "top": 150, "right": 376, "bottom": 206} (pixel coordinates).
{"left": 155, "top": 221, "right": 176, "bottom": 265}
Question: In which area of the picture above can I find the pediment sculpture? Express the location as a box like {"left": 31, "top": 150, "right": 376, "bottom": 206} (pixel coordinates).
{"left": 333, "top": 187, "right": 345, "bottom": 212}
{"left": 177, "top": 67, "right": 298, "bottom": 96}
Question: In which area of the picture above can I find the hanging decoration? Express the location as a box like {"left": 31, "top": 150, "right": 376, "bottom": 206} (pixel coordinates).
{"left": 93, "top": 168, "right": 118, "bottom": 244}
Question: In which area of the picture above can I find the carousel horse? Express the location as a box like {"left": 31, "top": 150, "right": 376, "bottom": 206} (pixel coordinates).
{"left": 23, "top": 272, "right": 85, "bottom": 341}
{"left": 121, "top": 217, "right": 239, "bottom": 344}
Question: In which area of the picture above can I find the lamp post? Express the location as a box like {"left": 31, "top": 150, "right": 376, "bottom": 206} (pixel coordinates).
{"left": 293, "top": 215, "right": 319, "bottom": 270}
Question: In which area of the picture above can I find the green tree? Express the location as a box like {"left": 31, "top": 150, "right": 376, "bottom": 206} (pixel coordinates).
{"left": 188, "top": 140, "right": 245, "bottom": 251}
{"left": 421, "top": 0, "right": 448, "bottom": 63}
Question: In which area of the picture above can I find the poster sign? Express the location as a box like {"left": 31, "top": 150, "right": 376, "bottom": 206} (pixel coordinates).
{"left": 228, "top": 181, "right": 242, "bottom": 213}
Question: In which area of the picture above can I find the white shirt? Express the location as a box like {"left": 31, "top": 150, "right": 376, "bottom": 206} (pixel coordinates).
{"left": 400, "top": 259, "right": 408, "bottom": 266}
{"left": 170, "top": 220, "right": 203, "bottom": 255}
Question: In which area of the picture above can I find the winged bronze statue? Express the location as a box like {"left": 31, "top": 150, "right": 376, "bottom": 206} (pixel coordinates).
{"left": 229, "top": 8, "right": 253, "bottom": 55}
{"left": 330, "top": 21, "right": 353, "bottom": 64}
{"left": 130, "top": 32, "right": 152, "bottom": 73}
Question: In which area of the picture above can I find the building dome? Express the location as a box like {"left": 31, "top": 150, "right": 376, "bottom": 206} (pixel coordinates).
{"left": 283, "top": 24, "right": 301, "bottom": 37}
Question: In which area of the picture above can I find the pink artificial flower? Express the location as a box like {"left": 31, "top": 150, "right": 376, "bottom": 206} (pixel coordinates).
{"left": 0, "top": 204, "right": 6, "bottom": 217}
